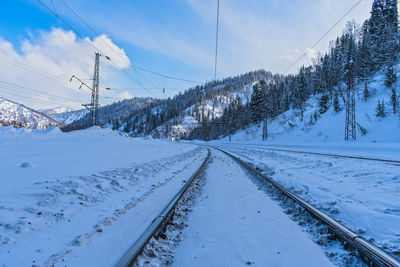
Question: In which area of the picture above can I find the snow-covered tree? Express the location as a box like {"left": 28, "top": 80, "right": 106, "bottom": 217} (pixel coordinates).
{"left": 375, "top": 99, "right": 386, "bottom": 117}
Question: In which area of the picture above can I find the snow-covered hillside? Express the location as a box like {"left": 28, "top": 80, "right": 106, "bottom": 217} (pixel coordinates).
{"left": 222, "top": 69, "right": 400, "bottom": 144}
{"left": 48, "top": 108, "right": 88, "bottom": 125}
{"left": 41, "top": 106, "right": 75, "bottom": 115}
{"left": 152, "top": 86, "right": 252, "bottom": 140}
{"left": 0, "top": 97, "right": 60, "bottom": 129}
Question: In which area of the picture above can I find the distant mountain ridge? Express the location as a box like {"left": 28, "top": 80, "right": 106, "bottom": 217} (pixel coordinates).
{"left": 42, "top": 107, "right": 89, "bottom": 126}
{"left": 0, "top": 97, "right": 60, "bottom": 129}
{"left": 41, "top": 106, "right": 75, "bottom": 115}
{"left": 64, "top": 70, "right": 270, "bottom": 139}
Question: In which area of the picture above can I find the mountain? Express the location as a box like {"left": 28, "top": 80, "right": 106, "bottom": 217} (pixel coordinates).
{"left": 65, "top": 0, "right": 399, "bottom": 144}
{"left": 0, "top": 97, "right": 60, "bottom": 129}
{"left": 41, "top": 106, "right": 88, "bottom": 126}
{"left": 41, "top": 106, "right": 75, "bottom": 115}
{"left": 66, "top": 70, "right": 270, "bottom": 140}
{"left": 64, "top": 97, "right": 156, "bottom": 130}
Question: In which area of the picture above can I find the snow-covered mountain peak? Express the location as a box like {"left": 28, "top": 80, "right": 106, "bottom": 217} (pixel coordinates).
{"left": 0, "top": 97, "right": 61, "bottom": 129}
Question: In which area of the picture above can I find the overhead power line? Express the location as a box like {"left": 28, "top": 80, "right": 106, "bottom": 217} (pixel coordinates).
{"left": 36, "top": 0, "right": 158, "bottom": 98}
{"left": 282, "top": 0, "right": 363, "bottom": 74}
{"left": 0, "top": 87, "right": 77, "bottom": 110}
{"left": 214, "top": 0, "right": 220, "bottom": 81}
{"left": 0, "top": 54, "right": 71, "bottom": 86}
{"left": 58, "top": 0, "right": 203, "bottom": 85}
{"left": 44, "top": 0, "right": 203, "bottom": 100}
{"left": 0, "top": 79, "right": 83, "bottom": 105}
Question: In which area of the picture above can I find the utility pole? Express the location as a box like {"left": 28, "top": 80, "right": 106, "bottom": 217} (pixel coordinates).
{"left": 345, "top": 58, "right": 356, "bottom": 141}
{"left": 71, "top": 52, "right": 102, "bottom": 127}
{"left": 92, "top": 52, "right": 100, "bottom": 126}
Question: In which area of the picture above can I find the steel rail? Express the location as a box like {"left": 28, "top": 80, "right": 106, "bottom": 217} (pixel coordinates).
{"left": 213, "top": 147, "right": 400, "bottom": 267}
{"left": 224, "top": 144, "right": 400, "bottom": 165}
{"left": 114, "top": 149, "right": 210, "bottom": 267}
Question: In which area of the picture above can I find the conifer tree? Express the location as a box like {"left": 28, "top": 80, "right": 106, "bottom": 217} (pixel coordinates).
{"left": 382, "top": 0, "right": 399, "bottom": 66}
{"left": 368, "top": 0, "right": 385, "bottom": 69}
{"left": 319, "top": 93, "right": 330, "bottom": 114}
{"left": 250, "top": 83, "right": 264, "bottom": 122}
{"left": 385, "top": 65, "right": 397, "bottom": 88}
{"left": 333, "top": 93, "right": 341, "bottom": 113}
{"left": 391, "top": 88, "right": 398, "bottom": 114}
{"left": 375, "top": 99, "right": 386, "bottom": 117}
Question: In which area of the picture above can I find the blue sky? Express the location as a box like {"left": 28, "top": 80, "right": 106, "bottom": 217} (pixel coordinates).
{"left": 0, "top": 0, "right": 375, "bottom": 109}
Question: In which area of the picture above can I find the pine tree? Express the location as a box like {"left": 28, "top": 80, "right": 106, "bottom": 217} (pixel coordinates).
{"left": 382, "top": 0, "right": 399, "bottom": 66}
{"left": 319, "top": 93, "right": 330, "bottom": 114}
{"left": 375, "top": 99, "right": 386, "bottom": 117}
{"left": 294, "top": 67, "right": 308, "bottom": 121}
{"left": 368, "top": 0, "right": 385, "bottom": 69}
{"left": 333, "top": 93, "right": 341, "bottom": 113}
{"left": 391, "top": 88, "right": 398, "bottom": 114}
{"left": 363, "top": 82, "right": 370, "bottom": 101}
{"left": 309, "top": 115, "right": 313, "bottom": 125}
{"left": 313, "top": 110, "right": 318, "bottom": 122}
{"left": 359, "top": 21, "right": 371, "bottom": 97}
{"left": 250, "top": 83, "right": 264, "bottom": 122}
{"left": 385, "top": 65, "right": 397, "bottom": 88}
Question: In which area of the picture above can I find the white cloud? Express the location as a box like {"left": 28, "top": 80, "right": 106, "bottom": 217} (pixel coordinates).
{"left": 90, "top": 0, "right": 372, "bottom": 77}
{"left": 0, "top": 28, "right": 132, "bottom": 109}
{"left": 88, "top": 34, "right": 131, "bottom": 69}
{"left": 118, "top": 91, "right": 133, "bottom": 100}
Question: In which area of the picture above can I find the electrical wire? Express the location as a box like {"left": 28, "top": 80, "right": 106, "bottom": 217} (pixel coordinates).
{"left": 57, "top": 0, "right": 203, "bottom": 85}
{"left": 214, "top": 0, "right": 220, "bottom": 81}
{"left": 0, "top": 79, "right": 83, "bottom": 104}
{"left": 0, "top": 55, "right": 71, "bottom": 86}
{"left": 282, "top": 0, "right": 363, "bottom": 74}
{"left": 0, "top": 87, "right": 77, "bottom": 109}
{"left": 36, "top": 0, "right": 157, "bottom": 98}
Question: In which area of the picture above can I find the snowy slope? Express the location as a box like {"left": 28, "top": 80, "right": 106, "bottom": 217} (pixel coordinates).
{"left": 49, "top": 108, "right": 88, "bottom": 125}
{"left": 0, "top": 97, "right": 60, "bottom": 129}
{"left": 0, "top": 126, "right": 203, "bottom": 266}
{"left": 41, "top": 106, "right": 75, "bottom": 115}
{"left": 151, "top": 85, "right": 254, "bottom": 140}
{"left": 221, "top": 69, "right": 400, "bottom": 144}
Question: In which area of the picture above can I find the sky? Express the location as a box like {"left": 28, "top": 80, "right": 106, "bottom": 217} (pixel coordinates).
{"left": 0, "top": 0, "right": 376, "bottom": 110}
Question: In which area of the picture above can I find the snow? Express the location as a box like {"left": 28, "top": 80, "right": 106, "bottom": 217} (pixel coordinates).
{"left": 219, "top": 70, "right": 400, "bottom": 145}
{"left": 0, "top": 97, "right": 60, "bottom": 129}
{"left": 200, "top": 69, "right": 400, "bottom": 261}
{"left": 152, "top": 85, "right": 253, "bottom": 140}
{"left": 0, "top": 126, "right": 207, "bottom": 266}
{"left": 213, "top": 144, "right": 400, "bottom": 258}
{"left": 40, "top": 106, "right": 75, "bottom": 115}
{"left": 42, "top": 107, "right": 88, "bottom": 125}
{"left": 172, "top": 150, "right": 334, "bottom": 267}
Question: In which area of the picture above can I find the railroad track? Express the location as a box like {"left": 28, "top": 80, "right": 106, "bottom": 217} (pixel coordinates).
{"left": 114, "top": 149, "right": 211, "bottom": 267}
{"left": 115, "top": 147, "right": 399, "bottom": 267}
{"left": 213, "top": 146, "right": 400, "bottom": 267}
{"left": 222, "top": 144, "right": 400, "bottom": 165}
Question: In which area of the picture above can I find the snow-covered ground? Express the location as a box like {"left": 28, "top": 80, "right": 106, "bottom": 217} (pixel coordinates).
{"left": 213, "top": 144, "right": 400, "bottom": 259}
{"left": 0, "top": 126, "right": 208, "bottom": 266}
{"left": 172, "top": 150, "right": 334, "bottom": 267}
{"left": 201, "top": 69, "right": 400, "bottom": 261}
